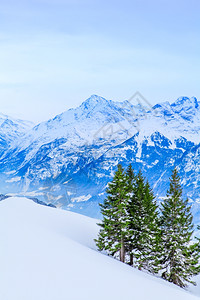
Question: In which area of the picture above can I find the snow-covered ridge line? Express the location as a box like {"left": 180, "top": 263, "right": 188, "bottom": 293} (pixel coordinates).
{"left": 0, "top": 95, "right": 200, "bottom": 219}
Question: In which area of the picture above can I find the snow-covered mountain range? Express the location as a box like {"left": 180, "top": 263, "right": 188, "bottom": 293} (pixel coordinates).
{"left": 0, "top": 95, "right": 200, "bottom": 220}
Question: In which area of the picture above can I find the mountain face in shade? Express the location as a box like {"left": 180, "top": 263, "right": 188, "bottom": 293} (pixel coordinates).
{"left": 0, "top": 95, "right": 200, "bottom": 221}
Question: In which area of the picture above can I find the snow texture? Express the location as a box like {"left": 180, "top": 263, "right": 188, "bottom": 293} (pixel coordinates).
{"left": 0, "top": 197, "right": 199, "bottom": 300}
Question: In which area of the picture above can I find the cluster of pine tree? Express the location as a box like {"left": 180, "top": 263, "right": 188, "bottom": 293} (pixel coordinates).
{"left": 95, "top": 164, "right": 200, "bottom": 288}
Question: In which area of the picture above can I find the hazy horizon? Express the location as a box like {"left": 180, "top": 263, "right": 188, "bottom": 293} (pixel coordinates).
{"left": 0, "top": 0, "right": 200, "bottom": 122}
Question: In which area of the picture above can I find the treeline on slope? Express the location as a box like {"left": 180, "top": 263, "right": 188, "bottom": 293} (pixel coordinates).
{"left": 95, "top": 165, "right": 200, "bottom": 288}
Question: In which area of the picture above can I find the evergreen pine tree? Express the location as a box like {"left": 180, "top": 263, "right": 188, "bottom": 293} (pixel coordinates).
{"left": 160, "top": 167, "right": 200, "bottom": 287}
{"left": 127, "top": 170, "right": 159, "bottom": 272}
{"left": 95, "top": 164, "right": 129, "bottom": 262}
{"left": 126, "top": 170, "right": 145, "bottom": 267}
{"left": 137, "top": 180, "right": 161, "bottom": 273}
{"left": 126, "top": 164, "right": 135, "bottom": 194}
{"left": 125, "top": 164, "right": 136, "bottom": 266}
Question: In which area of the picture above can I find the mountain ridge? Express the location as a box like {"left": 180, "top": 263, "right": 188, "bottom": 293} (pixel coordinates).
{"left": 0, "top": 95, "right": 200, "bottom": 220}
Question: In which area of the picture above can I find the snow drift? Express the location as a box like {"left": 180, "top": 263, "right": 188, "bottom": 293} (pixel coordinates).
{"left": 0, "top": 197, "right": 199, "bottom": 300}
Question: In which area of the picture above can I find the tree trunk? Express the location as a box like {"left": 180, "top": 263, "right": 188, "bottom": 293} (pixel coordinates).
{"left": 120, "top": 238, "right": 125, "bottom": 262}
{"left": 130, "top": 253, "right": 133, "bottom": 266}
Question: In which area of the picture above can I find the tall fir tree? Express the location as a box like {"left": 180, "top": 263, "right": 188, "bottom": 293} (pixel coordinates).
{"left": 126, "top": 164, "right": 135, "bottom": 195}
{"left": 126, "top": 170, "right": 160, "bottom": 272}
{"left": 95, "top": 164, "right": 129, "bottom": 262}
{"left": 160, "top": 167, "right": 200, "bottom": 287}
{"left": 126, "top": 170, "right": 145, "bottom": 267}
{"left": 137, "top": 180, "right": 161, "bottom": 273}
{"left": 125, "top": 164, "right": 136, "bottom": 266}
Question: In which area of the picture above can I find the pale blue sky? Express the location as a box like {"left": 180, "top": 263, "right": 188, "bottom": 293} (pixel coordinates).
{"left": 0, "top": 0, "right": 200, "bottom": 122}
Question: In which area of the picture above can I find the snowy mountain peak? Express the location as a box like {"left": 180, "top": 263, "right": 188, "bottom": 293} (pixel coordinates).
{"left": 81, "top": 94, "right": 108, "bottom": 110}
{"left": 152, "top": 97, "right": 199, "bottom": 123}
{"left": 171, "top": 96, "right": 198, "bottom": 113}
{"left": 0, "top": 113, "right": 33, "bottom": 145}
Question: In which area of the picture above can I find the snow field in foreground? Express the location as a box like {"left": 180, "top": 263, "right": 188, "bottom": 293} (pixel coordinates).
{"left": 0, "top": 197, "right": 199, "bottom": 300}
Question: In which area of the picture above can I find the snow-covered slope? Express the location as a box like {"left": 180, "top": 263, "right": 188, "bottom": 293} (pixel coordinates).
{"left": 0, "top": 197, "right": 199, "bottom": 300}
{"left": 0, "top": 113, "right": 33, "bottom": 138}
{"left": 0, "top": 113, "right": 33, "bottom": 156}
